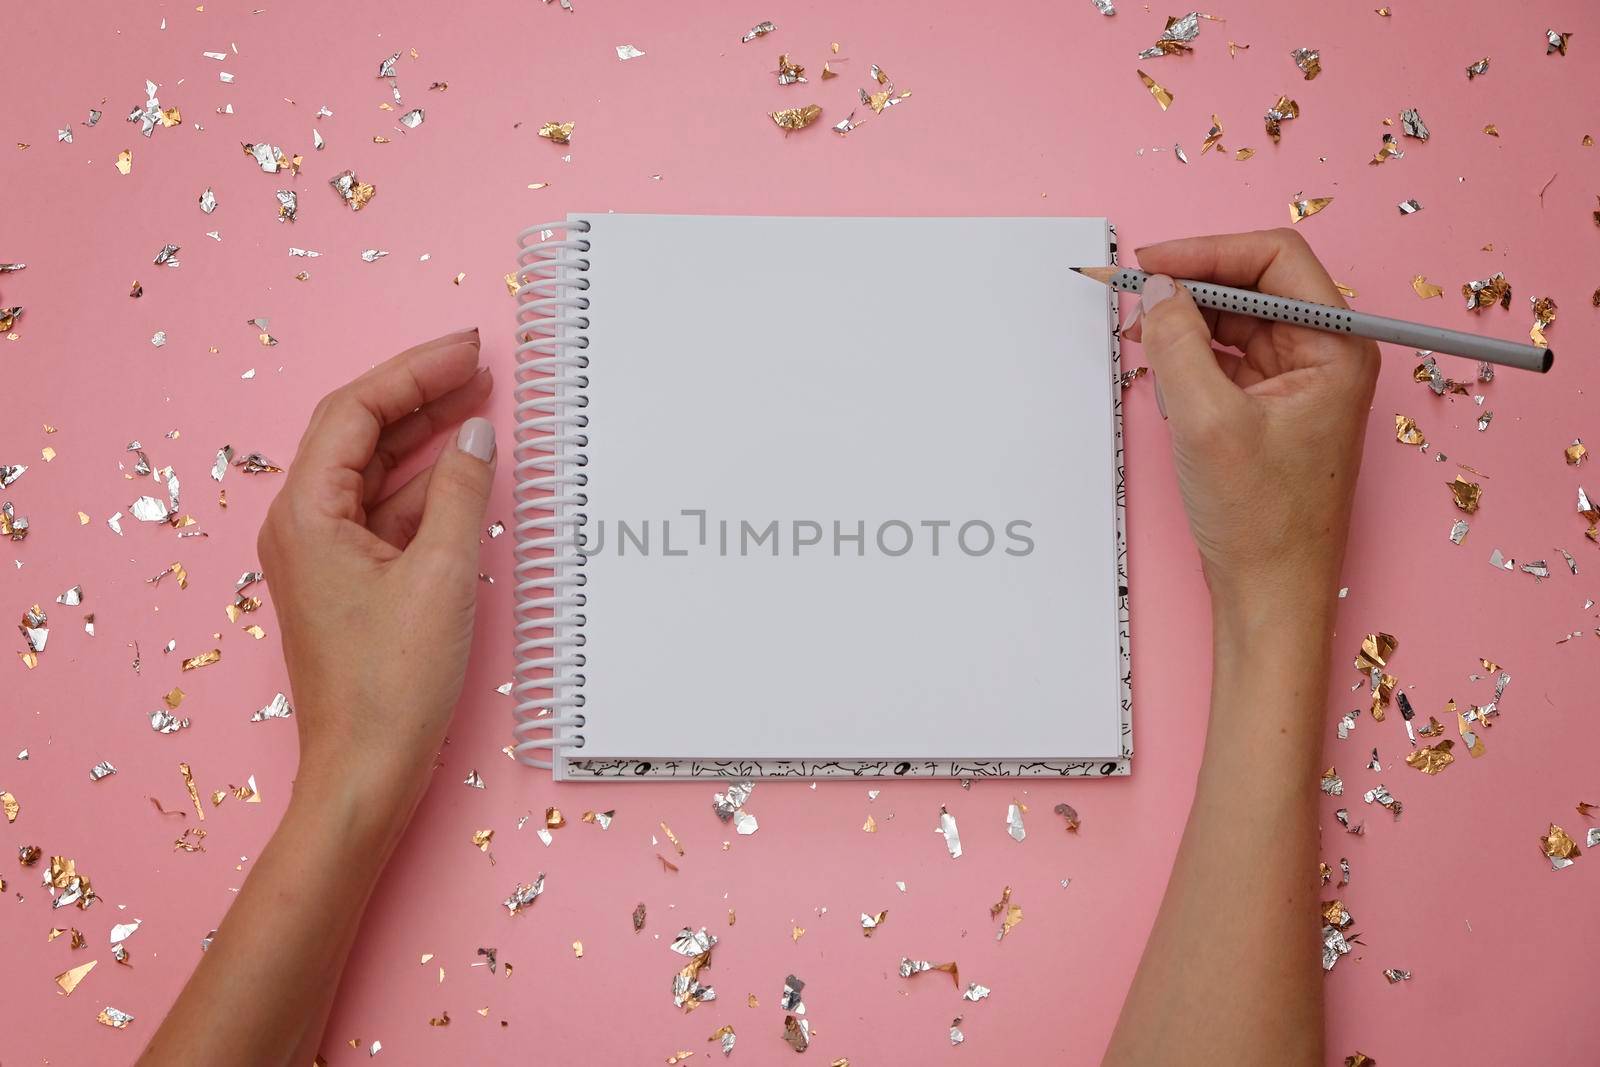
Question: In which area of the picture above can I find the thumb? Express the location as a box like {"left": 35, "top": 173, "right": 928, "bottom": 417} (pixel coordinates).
{"left": 412, "top": 416, "right": 496, "bottom": 563}
{"left": 1137, "top": 275, "right": 1240, "bottom": 431}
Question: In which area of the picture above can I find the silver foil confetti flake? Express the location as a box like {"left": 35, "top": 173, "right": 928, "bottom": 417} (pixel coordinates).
{"left": 89, "top": 759, "right": 117, "bottom": 782}
{"left": 96, "top": 1006, "right": 134, "bottom": 1029}
{"left": 0, "top": 465, "right": 26, "bottom": 489}
{"left": 1337, "top": 710, "right": 1360, "bottom": 740}
{"left": 399, "top": 108, "right": 425, "bottom": 129}
{"left": 1364, "top": 783, "right": 1402, "bottom": 818}
{"left": 1092, "top": 0, "right": 1116, "bottom": 13}
{"left": 109, "top": 920, "right": 141, "bottom": 944}
{"left": 1320, "top": 768, "right": 1345, "bottom": 796}
{"left": 1335, "top": 808, "right": 1365, "bottom": 835}
{"left": 245, "top": 142, "right": 291, "bottom": 173}
{"left": 503, "top": 874, "right": 545, "bottom": 914}
{"left": 130, "top": 496, "right": 172, "bottom": 523}
{"left": 329, "top": 169, "right": 375, "bottom": 211}
{"left": 1489, "top": 548, "right": 1514, "bottom": 571}
{"left": 1559, "top": 548, "right": 1577, "bottom": 575}
{"left": 463, "top": 769, "right": 485, "bottom": 789}
{"left": 782, "top": 1016, "right": 811, "bottom": 1053}
{"left": 1322, "top": 925, "right": 1352, "bottom": 971}
{"left": 1520, "top": 560, "right": 1550, "bottom": 580}
{"left": 1450, "top": 520, "right": 1470, "bottom": 545}
{"left": 936, "top": 805, "right": 963, "bottom": 857}
{"left": 672, "top": 927, "right": 718, "bottom": 957}
{"left": 361, "top": 249, "right": 389, "bottom": 262}
{"left": 151, "top": 331, "right": 167, "bottom": 347}
{"left": 276, "top": 189, "right": 297, "bottom": 223}
{"left": 615, "top": 44, "right": 645, "bottom": 60}
{"left": 1384, "top": 967, "right": 1412, "bottom": 983}
{"left": 1477, "top": 410, "right": 1494, "bottom": 432}
{"left": 199, "top": 188, "right": 216, "bottom": 214}
{"left": 152, "top": 244, "right": 181, "bottom": 267}
{"left": 741, "top": 20, "right": 776, "bottom": 43}
{"left": 1588, "top": 828, "right": 1600, "bottom": 849}
{"left": 950, "top": 1019, "right": 965, "bottom": 1046}
{"left": 1399, "top": 199, "right": 1422, "bottom": 215}
{"left": 779, "top": 973, "right": 805, "bottom": 1013}
{"left": 487, "top": 521, "right": 505, "bottom": 539}
{"left": 1006, "top": 801, "right": 1026, "bottom": 842}
{"left": 212, "top": 445, "right": 233, "bottom": 482}
{"left": 1339, "top": 857, "right": 1351, "bottom": 886}
{"left": 57, "top": 585, "right": 83, "bottom": 606}
{"left": 59, "top": 126, "right": 73, "bottom": 144}
{"left": 150, "top": 708, "right": 190, "bottom": 733}
{"left": 232, "top": 451, "right": 281, "bottom": 473}
{"left": 1466, "top": 56, "right": 1490, "bottom": 79}
{"left": 1138, "top": 11, "right": 1204, "bottom": 58}
{"left": 963, "top": 982, "right": 991, "bottom": 1002}
{"left": 313, "top": 129, "right": 324, "bottom": 151}
{"left": 250, "top": 692, "right": 293, "bottom": 722}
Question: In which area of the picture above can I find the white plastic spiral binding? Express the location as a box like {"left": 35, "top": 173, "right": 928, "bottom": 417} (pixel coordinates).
{"left": 511, "top": 220, "right": 592, "bottom": 768}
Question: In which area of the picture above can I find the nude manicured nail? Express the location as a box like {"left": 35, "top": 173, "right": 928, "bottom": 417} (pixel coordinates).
{"left": 1141, "top": 274, "right": 1176, "bottom": 311}
{"left": 1153, "top": 375, "right": 1168, "bottom": 420}
{"left": 457, "top": 417, "right": 495, "bottom": 462}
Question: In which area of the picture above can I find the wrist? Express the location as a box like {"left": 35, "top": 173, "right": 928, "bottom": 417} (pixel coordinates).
{"left": 290, "top": 748, "right": 426, "bottom": 859}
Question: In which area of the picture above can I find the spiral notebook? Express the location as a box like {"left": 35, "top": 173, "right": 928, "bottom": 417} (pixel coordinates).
{"left": 510, "top": 215, "right": 1131, "bottom": 780}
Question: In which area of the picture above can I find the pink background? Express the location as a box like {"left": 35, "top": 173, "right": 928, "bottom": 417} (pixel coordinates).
{"left": 3, "top": 1, "right": 1597, "bottom": 1063}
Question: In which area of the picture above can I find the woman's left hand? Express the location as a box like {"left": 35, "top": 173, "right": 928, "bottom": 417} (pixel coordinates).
{"left": 257, "top": 328, "right": 496, "bottom": 803}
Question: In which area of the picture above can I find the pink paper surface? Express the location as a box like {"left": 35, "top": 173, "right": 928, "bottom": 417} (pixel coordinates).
{"left": 2, "top": 2, "right": 1596, "bottom": 1063}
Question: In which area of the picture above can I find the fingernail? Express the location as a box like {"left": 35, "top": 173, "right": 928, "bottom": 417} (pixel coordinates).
{"left": 457, "top": 416, "right": 496, "bottom": 462}
{"left": 1142, "top": 274, "right": 1176, "bottom": 312}
{"left": 1120, "top": 304, "right": 1144, "bottom": 340}
{"left": 1153, "top": 374, "right": 1168, "bottom": 420}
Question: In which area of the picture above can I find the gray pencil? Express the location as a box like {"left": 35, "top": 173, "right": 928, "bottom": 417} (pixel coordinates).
{"left": 1071, "top": 266, "right": 1552, "bottom": 374}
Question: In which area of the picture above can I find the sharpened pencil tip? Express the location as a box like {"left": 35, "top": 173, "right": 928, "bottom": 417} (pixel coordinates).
{"left": 1070, "top": 266, "right": 1118, "bottom": 285}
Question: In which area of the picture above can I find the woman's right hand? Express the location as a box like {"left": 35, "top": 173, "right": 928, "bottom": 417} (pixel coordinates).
{"left": 1123, "top": 229, "right": 1380, "bottom": 624}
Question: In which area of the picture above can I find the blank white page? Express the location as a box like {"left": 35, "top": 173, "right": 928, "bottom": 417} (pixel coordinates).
{"left": 572, "top": 215, "right": 1121, "bottom": 763}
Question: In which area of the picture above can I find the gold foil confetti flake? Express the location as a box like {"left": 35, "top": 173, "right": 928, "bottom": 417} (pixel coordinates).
{"left": 544, "top": 807, "right": 566, "bottom": 829}
{"left": 1336, "top": 282, "right": 1359, "bottom": 298}
{"left": 775, "top": 53, "right": 807, "bottom": 85}
{"left": 429, "top": 1012, "right": 450, "bottom": 1027}
{"left": 1481, "top": 123, "right": 1500, "bottom": 137}
{"left": 821, "top": 63, "right": 837, "bottom": 80}
{"left": 997, "top": 901, "right": 1024, "bottom": 940}
{"left": 1447, "top": 476, "right": 1482, "bottom": 513}
{"left": 77, "top": 511, "right": 90, "bottom": 525}
{"left": 1264, "top": 95, "right": 1298, "bottom": 141}
{"left": 1346, "top": 1055, "right": 1376, "bottom": 1067}
{"left": 1322, "top": 898, "right": 1353, "bottom": 929}
{"left": 1466, "top": 57, "right": 1490, "bottom": 80}
{"left": 791, "top": 924, "right": 806, "bottom": 942}
{"left": 0, "top": 307, "right": 21, "bottom": 334}
{"left": 20, "top": 843, "right": 42, "bottom": 865}
{"left": 1541, "top": 823, "right": 1580, "bottom": 870}
{"left": 633, "top": 902, "right": 647, "bottom": 932}
{"left": 581, "top": 809, "right": 614, "bottom": 829}
{"left": 862, "top": 814, "right": 878, "bottom": 832}
{"left": 453, "top": 272, "right": 466, "bottom": 285}
{"left": 504, "top": 273, "right": 520, "bottom": 297}
{"left": 55, "top": 960, "right": 97, "bottom": 995}
{"left": 1546, "top": 29, "right": 1571, "bottom": 56}
{"left": 1529, "top": 296, "right": 1557, "bottom": 347}
{"left": 471, "top": 828, "right": 495, "bottom": 852}
{"left": 1320, "top": 766, "right": 1345, "bottom": 796}
{"left": 45, "top": 854, "right": 98, "bottom": 909}
{"left": 181, "top": 649, "right": 221, "bottom": 671}
{"left": 1289, "top": 194, "right": 1333, "bottom": 224}
{"left": 1118, "top": 366, "right": 1149, "bottom": 389}
{"left": 0, "top": 790, "right": 15, "bottom": 822}
{"left": 504, "top": 874, "right": 546, "bottom": 914}
{"left": 1319, "top": 861, "right": 1333, "bottom": 886}
{"left": 1462, "top": 272, "right": 1512, "bottom": 311}
{"left": 243, "top": 624, "right": 266, "bottom": 640}
{"left": 861, "top": 910, "right": 888, "bottom": 936}
{"left": 89, "top": 760, "right": 117, "bottom": 782}
{"left": 40, "top": 446, "right": 55, "bottom": 463}
{"left": 1565, "top": 440, "right": 1588, "bottom": 466}
{"left": 463, "top": 769, "right": 485, "bottom": 789}
{"left": 233, "top": 777, "right": 260, "bottom": 803}
{"left": 936, "top": 805, "right": 963, "bottom": 857}
{"left": 741, "top": 20, "right": 776, "bottom": 43}
{"left": 1405, "top": 739, "right": 1455, "bottom": 774}
{"left": 97, "top": 1006, "right": 134, "bottom": 1029}
{"left": 1136, "top": 70, "right": 1174, "bottom": 111}
{"left": 709, "top": 1025, "right": 736, "bottom": 1056}
{"left": 1291, "top": 47, "right": 1322, "bottom": 79}
{"left": 659, "top": 821, "right": 685, "bottom": 855}
{"left": 1395, "top": 415, "right": 1426, "bottom": 446}
{"left": 173, "top": 827, "right": 208, "bottom": 852}
{"left": 1412, "top": 275, "right": 1445, "bottom": 300}
{"left": 115, "top": 149, "right": 133, "bottom": 174}
{"left": 769, "top": 105, "right": 823, "bottom": 130}
{"left": 179, "top": 762, "right": 205, "bottom": 820}
{"left": 1369, "top": 133, "right": 1403, "bottom": 165}
{"left": 1415, "top": 354, "right": 1469, "bottom": 395}
{"left": 538, "top": 121, "right": 575, "bottom": 145}
{"left": 1200, "top": 115, "right": 1224, "bottom": 155}
{"left": 1355, "top": 633, "right": 1397, "bottom": 673}
{"left": 1586, "top": 135, "right": 1595, "bottom": 147}
{"left": 329, "top": 169, "right": 376, "bottom": 210}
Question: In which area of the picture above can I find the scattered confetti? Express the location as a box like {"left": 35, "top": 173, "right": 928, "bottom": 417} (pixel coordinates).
{"left": 1136, "top": 70, "right": 1174, "bottom": 111}
{"left": 769, "top": 105, "right": 823, "bottom": 131}
{"left": 1264, "top": 95, "right": 1299, "bottom": 141}
{"left": 1289, "top": 193, "right": 1334, "bottom": 224}
{"left": 936, "top": 805, "right": 962, "bottom": 858}
{"left": 1540, "top": 824, "right": 1580, "bottom": 870}
{"left": 538, "top": 122, "right": 575, "bottom": 145}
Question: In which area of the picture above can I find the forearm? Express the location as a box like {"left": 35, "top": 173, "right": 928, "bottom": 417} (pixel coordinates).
{"left": 139, "top": 756, "right": 419, "bottom": 1066}
{"left": 1105, "top": 594, "right": 1332, "bottom": 1066}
